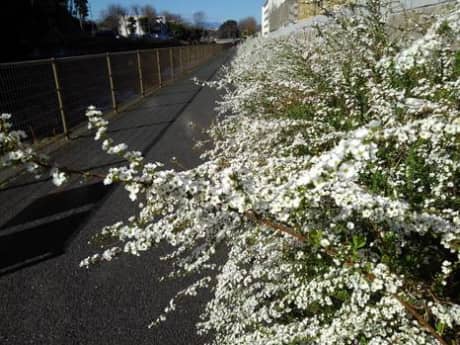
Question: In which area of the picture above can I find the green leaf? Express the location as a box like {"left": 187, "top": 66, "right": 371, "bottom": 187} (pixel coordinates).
{"left": 352, "top": 235, "right": 366, "bottom": 250}
{"left": 435, "top": 321, "right": 446, "bottom": 335}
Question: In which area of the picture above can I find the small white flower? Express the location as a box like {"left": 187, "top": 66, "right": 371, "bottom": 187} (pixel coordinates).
{"left": 51, "top": 168, "right": 68, "bottom": 187}
{"left": 320, "top": 238, "right": 330, "bottom": 247}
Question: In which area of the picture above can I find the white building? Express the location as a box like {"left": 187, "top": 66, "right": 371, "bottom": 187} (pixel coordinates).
{"left": 261, "top": 0, "right": 298, "bottom": 36}
{"left": 262, "top": 1, "right": 271, "bottom": 36}
{"left": 118, "top": 16, "right": 167, "bottom": 38}
{"left": 262, "top": 0, "right": 452, "bottom": 37}
{"left": 119, "top": 15, "right": 144, "bottom": 37}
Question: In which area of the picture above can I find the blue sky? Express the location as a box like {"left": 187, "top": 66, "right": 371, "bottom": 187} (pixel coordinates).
{"left": 90, "top": 0, "right": 264, "bottom": 24}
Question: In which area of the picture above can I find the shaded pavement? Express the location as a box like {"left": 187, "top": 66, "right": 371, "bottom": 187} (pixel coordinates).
{"left": 0, "top": 49, "right": 233, "bottom": 345}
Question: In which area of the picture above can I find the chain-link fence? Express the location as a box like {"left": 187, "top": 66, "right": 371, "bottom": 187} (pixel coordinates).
{"left": 0, "top": 44, "right": 225, "bottom": 140}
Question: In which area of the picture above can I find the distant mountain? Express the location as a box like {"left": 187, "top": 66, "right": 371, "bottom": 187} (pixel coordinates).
{"left": 203, "top": 21, "right": 221, "bottom": 30}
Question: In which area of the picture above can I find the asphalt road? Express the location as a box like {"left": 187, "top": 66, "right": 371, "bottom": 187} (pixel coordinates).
{"left": 0, "top": 49, "right": 233, "bottom": 345}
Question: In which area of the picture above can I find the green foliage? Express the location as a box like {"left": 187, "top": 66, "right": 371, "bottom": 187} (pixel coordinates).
{"left": 389, "top": 64, "right": 421, "bottom": 94}
{"left": 218, "top": 20, "right": 240, "bottom": 39}
{"left": 453, "top": 51, "right": 460, "bottom": 78}
{"left": 401, "top": 141, "right": 433, "bottom": 207}
{"left": 436, "top": 20, "right": 452, "bottom": 36}
{"left": 285, "top": 103, "right": 314, "bottom": 120}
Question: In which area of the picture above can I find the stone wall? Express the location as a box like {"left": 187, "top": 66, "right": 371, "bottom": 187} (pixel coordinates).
{"left": 297, "top": 0, "right": 353, "bottom": 20}
{"left": 269, "top": 0, "right": 298, "bottom": 32}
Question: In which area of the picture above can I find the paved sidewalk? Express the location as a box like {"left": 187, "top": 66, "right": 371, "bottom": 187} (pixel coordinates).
{"left": 0, "top": 49, "right": 233, "bottom": 345}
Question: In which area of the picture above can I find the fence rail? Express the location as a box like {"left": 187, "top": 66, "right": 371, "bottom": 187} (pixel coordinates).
{"left": 0, "top": 44, "right": 224, "bottom": 140}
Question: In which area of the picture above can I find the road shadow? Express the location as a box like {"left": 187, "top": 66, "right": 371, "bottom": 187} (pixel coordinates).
{"left": 121, "top": 101, "right": 189, "bottom": 113}
{"left": 0, "top": 182, "right": 112, "bottom": 276}
{"left": 72, "top": 120, "right": 175, "bottom": 140}
{"left": 154, "top": 89, "right": 197, "bottom": 97}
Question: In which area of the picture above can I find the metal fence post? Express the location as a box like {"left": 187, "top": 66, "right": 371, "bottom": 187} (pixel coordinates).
{"left": 185, "top": 47, "right": 189, "bottom": 71}
{"left": 106, "top": 52, "right": 117, "bottom": 113}
{"left": 169, "top": 48, "right": 174, "bottom": 80}
{"left": 50, "top": 58, "right": 69, "bottom": 139}
{"left": 152, "top": 50, "right": 157, "bottom": 88}
{"left": 192, "top": 46, "right": 196, "bottom": 66}
{"left": 136, "top": 50, "right": 144, "bottom": 96}
{"left": 156, "top": 49, "right": 162, "bottom": 87}
{"left": 179, "top": 47, "right": 183, "bottom": 76}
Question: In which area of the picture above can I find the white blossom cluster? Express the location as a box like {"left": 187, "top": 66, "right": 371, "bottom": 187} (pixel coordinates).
{"left": 2, "top": 1, "right": 460, "bottom": 344}
{"left": 1, "top": 114, "right": 39, "bottom": 172}
{"left": 0, "top": 113, "right": 68, "bottom": 186}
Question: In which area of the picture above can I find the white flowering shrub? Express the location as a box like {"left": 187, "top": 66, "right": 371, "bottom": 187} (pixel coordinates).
{"left": 2, "top": 1, "right": 460, "bottom": 344}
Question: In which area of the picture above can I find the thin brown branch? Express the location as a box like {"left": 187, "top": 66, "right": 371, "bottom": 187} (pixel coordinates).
{"left": 244, "top": 211, "right": 306, "bottom": 242}
{"left": 395, "top": 295, "right": 449, "bottom": 345}
{"left": 33, "top": 159, "right": 156, "bottom": 187}
{"left": 33, "top": 159, "right": 106, "bottom": 180}
{"left": 243, "top": 209, "right": 450, "bottom": 345}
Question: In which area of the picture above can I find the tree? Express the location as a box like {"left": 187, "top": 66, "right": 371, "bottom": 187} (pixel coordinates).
{"left": 99, "top": 4, "right": 127, "bottom": 33}
{"left": 131, "top": 4, "right": 140, "bottom": 16}
{"left": 193, "top": 11, "right": 207, "bottom": 29}
{"left": 138, "top": 17, "right": 149, "bottom": 34}
{"left": 74, "top": 0, "right": 88, "bottom": 18}
{"left": 218, "top": 20, "right": 239, "bottom": 39}
{"left": 75, "top": 0, "right": 89, "bottom": 30}
{"left": 141, "top": 4, "right": 157, "bottom": 19}
{"left": 139, "top": 5, "right": 157, "bottom": 34}
{"left": 168, "top": 22, "right": 188, "bottom": 40}
{"left": 238, "top": 16, "right": 257, "bottom": 37}
{"left": 3, "top": 0, "right": 81, "bottom": 61}
{"left": 127, "top": 16, "right": 137, "bottom": 35}
{"left": 160, "top": 11, "right": 183, "bottom": 24}
{"left": 65, "top": 0, "right": 89, "bottom": 30}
